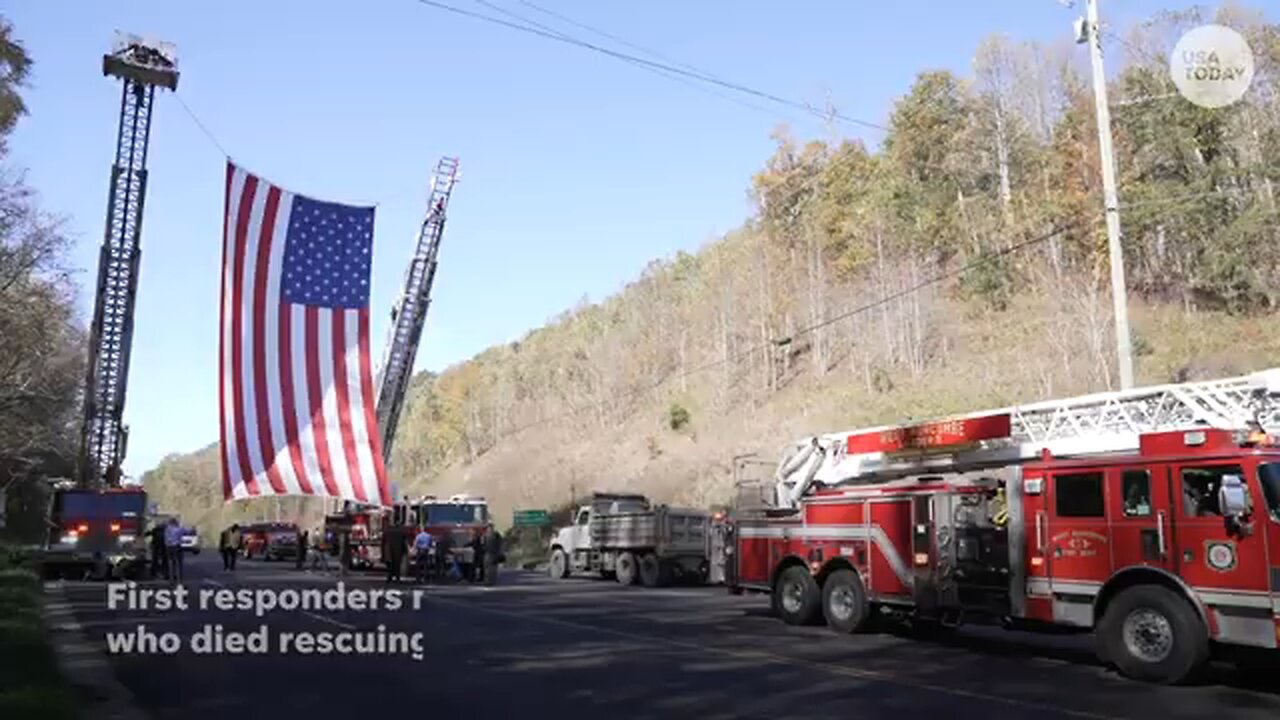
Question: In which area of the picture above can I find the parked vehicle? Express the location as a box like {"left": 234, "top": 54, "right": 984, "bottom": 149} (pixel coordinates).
{"left": 728, "top": 367, "right": 1280, "bottom": 685}
{"left": 181, "top": 527, "right": 200, "bottom": 554}
{"left": 549, "top": 492, "right": 712, "bottom": 587}
{"left": 42, "top": 482, "right": 149, "bottom": 580}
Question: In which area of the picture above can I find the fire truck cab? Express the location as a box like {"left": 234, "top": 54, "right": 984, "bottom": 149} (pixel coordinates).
{"left": 729, "top": 369, "right": 1280, "bottom": 685}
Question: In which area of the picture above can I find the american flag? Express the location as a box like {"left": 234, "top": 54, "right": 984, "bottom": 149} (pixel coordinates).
{"left": 218, "top": 161, "right": 390, "bottom": 505}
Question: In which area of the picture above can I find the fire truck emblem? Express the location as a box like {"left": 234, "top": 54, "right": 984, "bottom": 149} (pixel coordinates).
{"left": 1205, "top": 541, "right": 1236, "bottom": 572}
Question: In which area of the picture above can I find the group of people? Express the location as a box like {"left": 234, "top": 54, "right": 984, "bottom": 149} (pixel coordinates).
{"left": 146, "top": 517, "right": 188, "bottom": 581}
{"left": 382, "top": 523, "right": 504, "bottom": 585}
{"left": 191, "top": 521, "right": 506, "bottom": 586}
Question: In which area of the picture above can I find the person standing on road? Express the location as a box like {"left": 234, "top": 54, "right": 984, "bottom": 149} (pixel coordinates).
{"left": 164, "top": 518, "right": 185, "bottom": 582}
{"left": 296, "top": 529, "right": 308, "bottom": 570}
{"left": 484, "top": 525, "right": 502, "bottom": 586}
{"left": 471, "top": 533, "right": 486, "bottom": 583}
{"left": 412, "top": 527, "right": 433, "bottom": 584}
{"left": 436, "top": 531, "right": 455, "bottom": 582}
{"left": 308, "top": 526, "right": 330, "bottom": 572}
{"left": 219, "top": 525, "right": 235, "bottom": 570}
{"left": 385, "top": 524, "right": 408, "bottom": 583}
{"left": 149, "top": 522, "right": 167, "bottom": 579}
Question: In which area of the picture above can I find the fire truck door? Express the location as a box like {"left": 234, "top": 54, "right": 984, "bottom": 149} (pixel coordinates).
{"left": 1169, "top": 460, "right": 1273, "bottom": 645}
{"left": 1045, "top": 468, "right": 1112, "bottom": 626}
{"left": 1106, "top": 464, "right": 1176, "bottom": 576}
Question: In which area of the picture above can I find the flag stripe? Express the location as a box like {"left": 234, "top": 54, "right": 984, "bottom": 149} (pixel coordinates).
{"left": 262, "top": 194, "right": 308, "bottom": 495}
{"left": 290, "top": 304, "right": 325, "bottom": 494}
{"left": 220, "top": 162, "right": 387, "bottom": 505}
{"left": 238, "top": 181, "right": 269, "bottom": 495}
{"left": 317, "top": 312, "right": 355, "bottom": 501}
{"left": 347, "top": 311, "right": 380, "bottom": 504}
{"left": 221, "top": 167, "right": 247, "bottom": 501}
{"left": 304, "top": 307, "right": 340, "bottom": 497}
{"left": 276, "top": 300, "right": 313, "bottom": 494}
{"left": 332, "top": 311, "right": 367, "bottom": 503}
{"left": 252, "top": 186, "right": 288, "bottom": 495}
{"left": 230, "top": 175, "right": 260, "bottom": 497}
{"left": 358, "top": 310, "right": 391, "bottom": 505}
{"left": 218, "top": 163, "right": 235, "bottom": 501}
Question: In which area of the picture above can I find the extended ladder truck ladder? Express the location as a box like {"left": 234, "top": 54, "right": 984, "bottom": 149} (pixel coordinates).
{"left": 77, "top": 35, "right": 179, "bottom": 490}
{"left": 370, "top": 156, "right": 460, "bottom": 492}
{"left": 774, "top": 367, "right": 1280, "bottom": 508}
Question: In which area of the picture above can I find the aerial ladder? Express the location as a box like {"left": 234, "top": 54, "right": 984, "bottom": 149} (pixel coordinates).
{"left": 773, "top": 367, "right": 1280, "bottom": 508}
{"left": 77, "top": 34, "right": 179, "bottom": 490}
{"left": 328, "top": 157, "right": 459, "bottom": 521}
{"left": 373, "top": 156, "right": 460, "bottom": 469}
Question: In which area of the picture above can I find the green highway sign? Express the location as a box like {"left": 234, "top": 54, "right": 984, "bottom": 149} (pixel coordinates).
{"left": 513, "top": 509, "right": 550, "bottom": 527}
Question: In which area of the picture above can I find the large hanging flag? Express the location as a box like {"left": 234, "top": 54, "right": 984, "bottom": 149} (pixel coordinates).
{"left": 218, "top": 160, "right": 390, "bottom": 506}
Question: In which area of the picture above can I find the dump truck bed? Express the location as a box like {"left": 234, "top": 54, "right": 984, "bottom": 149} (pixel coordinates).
{"left": 589, "top": 505, "right": 709, "bottom": 556}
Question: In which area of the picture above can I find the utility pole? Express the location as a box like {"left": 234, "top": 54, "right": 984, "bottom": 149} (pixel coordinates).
{"left": 1078, "top": 0, "right": 1134, "bottom": 390}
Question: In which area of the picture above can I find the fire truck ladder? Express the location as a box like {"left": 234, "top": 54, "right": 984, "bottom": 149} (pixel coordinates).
{"left": 77, "top": 35, "right": 179, "bottom": 490}
{"left": 775, "top": 367, "right": 1280, "bottom": 508}
{"left": 373, "top": 156, "right": 460, "bottom": 469}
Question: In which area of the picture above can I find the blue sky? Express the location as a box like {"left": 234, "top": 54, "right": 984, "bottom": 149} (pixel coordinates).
{"left": 5, "top": 0, "right": 1217, "bottom": 477}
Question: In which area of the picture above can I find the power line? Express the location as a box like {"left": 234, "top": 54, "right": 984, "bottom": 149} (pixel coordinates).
{"left": 471, "top": 0, "right": 796, "bottom": 121}
{"left": 414, "top": 0, "right": 888, "bottom": 132}
{"left": 516, "top": 0, "right": 728, "bottom": 81}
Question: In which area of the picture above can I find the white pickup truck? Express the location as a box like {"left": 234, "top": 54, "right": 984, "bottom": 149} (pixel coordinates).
{"left": 547, "top": 492, "right": 712, "bottom": 587}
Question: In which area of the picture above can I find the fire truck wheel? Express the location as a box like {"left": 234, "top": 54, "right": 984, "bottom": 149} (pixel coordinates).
{"left": 549, "top": 549, "right": 570, "bottom": 579}
{"left": 773, "top": 565, "right": 821, "bottom": 626}
{"left": 616, "top": 552, "right": 639, "bottom": 586}
{"left": 1098, "top": 585, "right": 1209, "bottom": 685}
{"left": 821, "top": 569, "right": 870, "bottom": 633}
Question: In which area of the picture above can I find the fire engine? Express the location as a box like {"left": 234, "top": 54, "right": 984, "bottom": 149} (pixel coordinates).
{"left": 726, "top": 368, "right": 1280, "bottom": 685}
{"left": 330, "top": 494, "right": 490, "bottom": 571}
{"left": 42, "top": 481, "right": 149, "bottom": 580}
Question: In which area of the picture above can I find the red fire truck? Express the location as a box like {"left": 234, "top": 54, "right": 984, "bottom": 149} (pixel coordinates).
{"left": 727, "top": 368, "right": 1280, "bottom": 685}
{"left": 329, "top": 494, "right": 490, "bottom": 571}
{"left": 42, "top": 482, "right": 149, "bottom": 580}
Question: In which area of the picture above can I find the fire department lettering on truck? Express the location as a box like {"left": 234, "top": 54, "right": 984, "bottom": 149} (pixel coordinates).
{"left": 1050, "top": 530, "right": 1107, "bottom": 559}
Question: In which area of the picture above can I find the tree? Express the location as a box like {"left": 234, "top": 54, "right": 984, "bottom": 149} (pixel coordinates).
{"left": 0, "top": 15, "right": 83, "bottom": 540}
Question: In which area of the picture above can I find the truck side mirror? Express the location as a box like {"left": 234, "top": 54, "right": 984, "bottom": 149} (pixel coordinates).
{"left": 1218, "top": 474, "right": 1249, "bottom": 517}
{"left": 1218, "top": 474, "right": 1253, "bottom": 537}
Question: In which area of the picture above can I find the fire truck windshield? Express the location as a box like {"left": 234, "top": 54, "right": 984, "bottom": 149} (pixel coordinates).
{"left": 421, "top": 504, "right": 486, "bottom": 524}
{"left": 1260, "top": 463, "right": 1280, "bottom": 521}
{"left": 57, "top": 492, "right": 145, "bottom": 519}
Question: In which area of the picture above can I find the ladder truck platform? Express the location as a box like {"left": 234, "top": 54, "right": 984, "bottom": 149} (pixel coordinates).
{"left": 728, "top": 367, "right": 1280, "bottom": 686}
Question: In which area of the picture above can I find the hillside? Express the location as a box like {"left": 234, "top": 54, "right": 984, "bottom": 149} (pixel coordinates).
{"left": 141, "top": 5, "right": 1280, "bottom": 537}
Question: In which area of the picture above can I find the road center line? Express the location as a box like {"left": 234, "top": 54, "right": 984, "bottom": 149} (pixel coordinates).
{"left": 427, "top": 595, "right": 1120, "bottom": 720}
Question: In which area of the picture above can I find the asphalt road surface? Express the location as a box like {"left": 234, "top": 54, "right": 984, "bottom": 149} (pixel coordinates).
{"left": 53, "top": 552, "right": 1280, "bottom": 720}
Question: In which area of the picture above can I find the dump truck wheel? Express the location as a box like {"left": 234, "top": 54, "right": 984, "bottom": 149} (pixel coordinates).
{"left": 549, "top": 548, "right": 569, "bottom": 579}
{"left": 616, "top": 552, "right": 638, "bottom": 585}
{"left": 639, "top": 553, "right": 663, "bottom": 587}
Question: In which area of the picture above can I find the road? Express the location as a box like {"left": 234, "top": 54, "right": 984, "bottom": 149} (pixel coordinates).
{"left": 51, "top": 552, "right": 1280, "bottom": 720}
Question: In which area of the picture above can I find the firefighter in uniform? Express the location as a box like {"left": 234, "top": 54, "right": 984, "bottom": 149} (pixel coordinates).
{"left": 483, "top": 524, "right": 502, "bottom": 586}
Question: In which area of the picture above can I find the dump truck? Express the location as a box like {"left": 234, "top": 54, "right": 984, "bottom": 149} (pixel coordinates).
{"left": 548, "top": 492, "right": 712, "bottom": 587}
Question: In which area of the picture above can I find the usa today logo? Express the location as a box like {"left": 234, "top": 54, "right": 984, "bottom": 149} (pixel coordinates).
{"left": 1170, "top": 24, "right": 1255, "bottom": 108}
